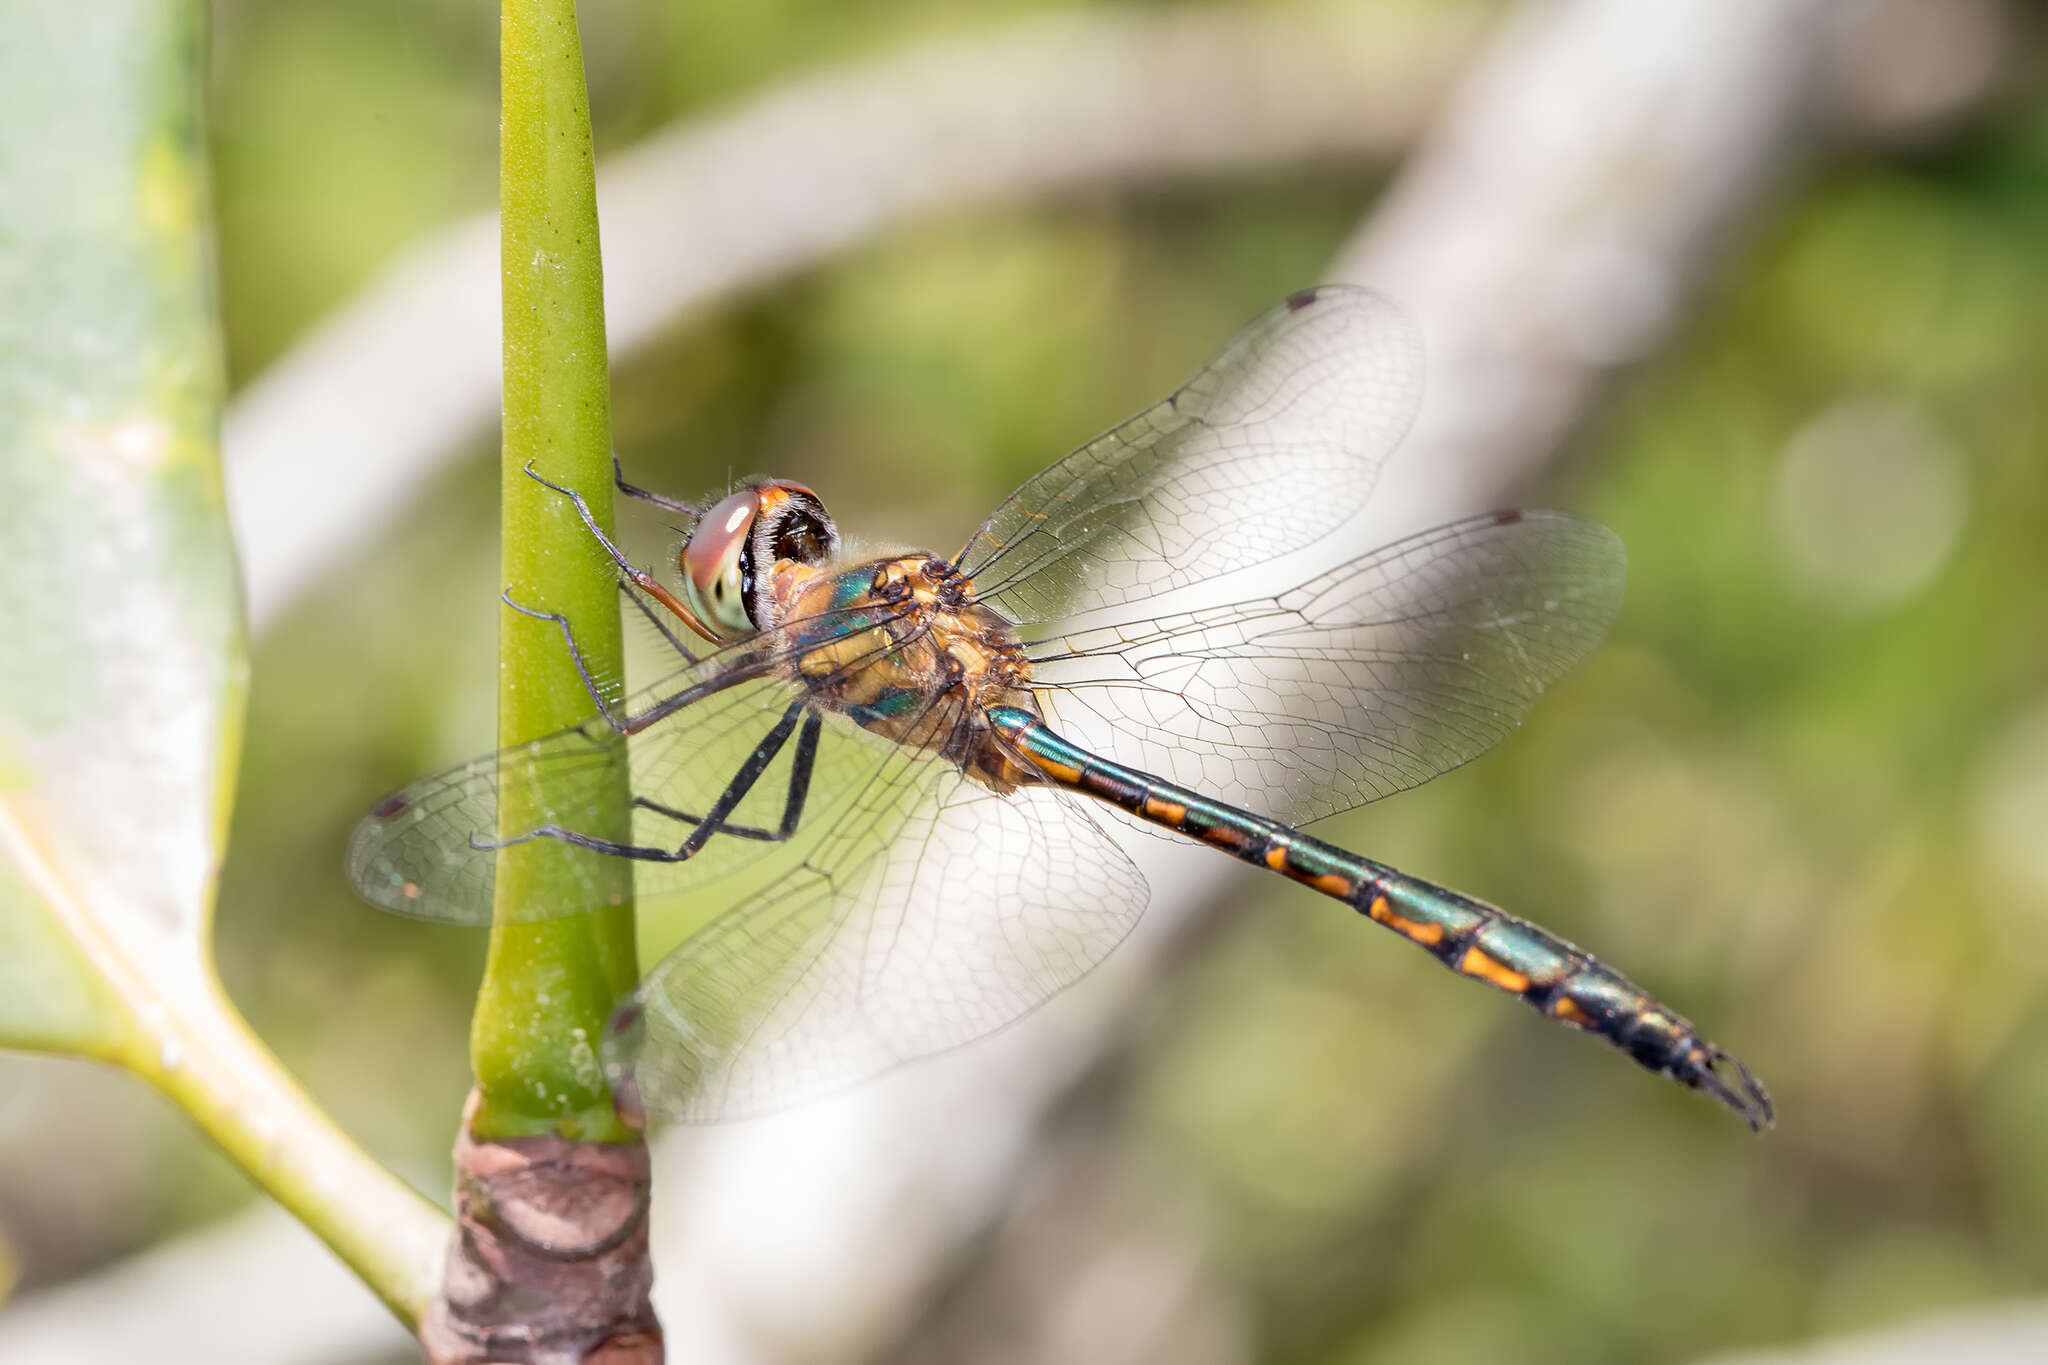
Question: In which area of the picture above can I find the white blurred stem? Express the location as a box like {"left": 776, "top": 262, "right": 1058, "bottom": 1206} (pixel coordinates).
{"left": 865, "top": 0, "right": 2001, "bottom": 1357}
{"left": 1328, "top": 0, "right": 1834, "bottom": 531}
{"left": 226, "top": 3, "right": 1487, "bottom": 630}
{"left": 777, "top": 2, "right": 1974, "bottom": 1363}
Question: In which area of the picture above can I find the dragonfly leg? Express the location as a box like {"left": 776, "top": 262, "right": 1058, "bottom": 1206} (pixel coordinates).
{"left": 631, "top": 796, "right": 778, "bottom": 841}
{"left": 612, "top": 452, "right": 697, "bottom": 516}
{"left": 778, "top": 707, "right": 819, "bottom": 837}
{"left": 503, "top": 586, "right": 750, "bottom": 736}
{"left": 500, "top": 590, "right": 634, "bottom": 732}
{"left": 505, "top": 584, "right": 773, "bottom": 738}
{"left": 629, "top": 710, "right": 820, "bottom": 842}
{"left": 522, "top": 461, "right": 707, "bottom": 632}
{"left": 524, "top": 461, "right": 650, "bottom": 581}
{"left": 620, "top": 578, "right": 700, "bottom": 663}
{"left": 476, "top": 699, "right": 809, "bottom": 863}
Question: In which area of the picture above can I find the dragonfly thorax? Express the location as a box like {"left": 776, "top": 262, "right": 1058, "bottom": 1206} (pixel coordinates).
{"left": 772, "top": 552, "right": 1044, "bottom": 792}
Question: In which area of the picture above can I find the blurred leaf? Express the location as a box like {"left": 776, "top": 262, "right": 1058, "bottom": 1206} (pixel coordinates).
{"left": 0, "top": 854, "right": 129, "bottom": 1057}
{"left": 0, "top": 1, "right": 239, "bottom": 1060}
{"left": 0, "top": 2, "right": 444, "bottom": 1323}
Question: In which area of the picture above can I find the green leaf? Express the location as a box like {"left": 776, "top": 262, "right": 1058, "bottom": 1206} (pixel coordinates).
{"left": 0, "top": 849, "right": 128, "bottom": 1057}
{"left": 0, "top": 0, "right": 236, "bottom": 1062}
{"left": 0, "top": 2, "right": 445, "bottom": 1325}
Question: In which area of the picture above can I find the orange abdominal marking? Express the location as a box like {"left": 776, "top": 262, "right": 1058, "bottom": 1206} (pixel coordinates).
{"left": 1458, "top": 946, "right": 1531, "bottom": 994}
{"left": 1313, "top": 872, "right": 1353, "bottom": 897}
{"left": 1143, "top": 797, "right": 1188, "bottom": 824}
{"left": 1551, "top": 996, "right": 1592, "bottom": 1026}
{"left": 1030, "top": 753, "right": 1083, "bottom": 784}
{"left": 1265, "top": 846, "right": 1289, "bottom": 872}
{"left": 1367, "top": 896, "right": 1444, "bottom": 946}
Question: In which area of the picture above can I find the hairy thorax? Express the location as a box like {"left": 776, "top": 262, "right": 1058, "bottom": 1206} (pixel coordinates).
{"left": 768, "top": 553, "right": 1043, "bottom": 792}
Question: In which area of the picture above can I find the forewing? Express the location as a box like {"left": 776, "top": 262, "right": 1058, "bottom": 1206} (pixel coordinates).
{"left": 956, "top": 286, "right": 1422, "bottom": 627}
{"left": 611, "top": 708, "right": 1148, "bottom": 1123}
{"left": 1027, "top": 511, "right": 1626, "bottom": 825}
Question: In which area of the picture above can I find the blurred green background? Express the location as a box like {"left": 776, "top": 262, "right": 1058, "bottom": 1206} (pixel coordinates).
{"left": 7, "top": 1, "right": 2048, "bottom": 1361}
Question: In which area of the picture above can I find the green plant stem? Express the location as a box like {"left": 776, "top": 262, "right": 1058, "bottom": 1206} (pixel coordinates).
{"left": 3, "top": 821, "right": 450, "bottom": 1325}
{"left": 472, "top": 0, "right": 639, "bottom": 1142}
{"left": 138, "top": 973, "right": 451, "bottom": 1324}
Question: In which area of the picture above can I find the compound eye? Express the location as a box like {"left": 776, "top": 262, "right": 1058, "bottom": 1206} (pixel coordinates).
{"left": 752, "top": 481, "right": 839, "bottom": 570}
{"left": 679, "top": 489, "right": 761, "bottom": 640}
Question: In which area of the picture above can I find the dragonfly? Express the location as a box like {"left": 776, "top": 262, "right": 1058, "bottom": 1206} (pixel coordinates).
{"left": 349, "top": 286, "right": 1772, "bottom": 1131}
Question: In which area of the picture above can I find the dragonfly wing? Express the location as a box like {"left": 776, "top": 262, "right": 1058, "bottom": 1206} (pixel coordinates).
{"left": 956, "top": 286, "right": 1423, "bottom": 627}
{"left": 611, "top": 708, "right": 1148, "bottom": 1123}
{"left": 1027, "top": 510, "right": 1626, "bottom": 825}
{"left": 349, "top": 593, "right": 928, "bottom": 924}
{"left": 348, "top": 708, "right": 620, "bottom": 923}
{"left": 346, "top": 663, "right": 827, "bottom": 923}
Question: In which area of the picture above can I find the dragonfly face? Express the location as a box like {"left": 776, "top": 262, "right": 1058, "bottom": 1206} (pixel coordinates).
{"left": 351, "top": 286, "right": 1771, "bottom": 1131}
{"left": 672, "top": 478, "right": 837, "bottom": 643}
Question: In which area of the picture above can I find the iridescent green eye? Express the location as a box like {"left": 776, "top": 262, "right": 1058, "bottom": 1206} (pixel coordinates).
{"left": 681, "top": 490, "right": 760, "bottom": 640}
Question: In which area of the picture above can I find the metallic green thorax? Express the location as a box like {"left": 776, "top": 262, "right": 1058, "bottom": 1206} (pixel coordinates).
{"left": 986, "top": 706, "right": 1773, "bottom": 1129}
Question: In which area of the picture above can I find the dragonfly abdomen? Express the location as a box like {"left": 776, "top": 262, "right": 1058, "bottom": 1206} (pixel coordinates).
{"left": 1358, "top": 873, "right": 1770, "bottom": 1117}
{"left": 987, "top": 706, "right": 1772, "bottom": 1130}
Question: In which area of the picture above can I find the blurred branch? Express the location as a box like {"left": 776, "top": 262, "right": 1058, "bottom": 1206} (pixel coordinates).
{"left": 1692, "top": 1303, "right": 2048, "bottom": 1365}
{"left": 1321, "top": 0, "right": 2005, "bottom": 528}
{"left": 225, "top": 2, "right": 1488, "bottom": 629}
{"left": 0, "top": 1204, "right": 412, "bottom": 1364}
{"left": 1325, "top": 0, "right": 1837, "bottom": 528}
{"left": 821, "top": 2, "right": 2018, "bottom": 1362}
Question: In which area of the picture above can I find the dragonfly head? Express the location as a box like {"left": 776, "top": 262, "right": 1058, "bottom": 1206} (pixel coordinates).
{"left": 676, "top": 479, "right": 839, "bottom": 642}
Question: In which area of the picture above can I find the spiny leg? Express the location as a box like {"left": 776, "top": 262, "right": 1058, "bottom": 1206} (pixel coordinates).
{"left": 523, "top": 461, "right": 703, "bottom": 628}
{"left": 501, "top": 588, "right": 755, "bottom": 738}
{"left": 525, "top": 460, "right": 650, "bottom": 580}
{"left": 478, "top": 698, "right": 810, "bottom": 862}
{"left": 501, "top": 590, "right": 635, "bottom": 733}
{"left": 629, "top": 710, "right": 820, "bottom": 843}
{"left": 612, "top": 452, "right": 697, "bottom": 516}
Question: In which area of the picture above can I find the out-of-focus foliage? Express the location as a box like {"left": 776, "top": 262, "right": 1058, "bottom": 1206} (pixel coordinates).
{"left": 1133, "top": 129, "right": 2048, "bottom": 1364}
{"left": 0, "top": 6, "right": 449, "bottom": 1321}
{"left": 0, "top": 0, "right": 236, "bottom": 1064}
{"left": 5, "top": 1, "right": 2044, "bottom": 1361}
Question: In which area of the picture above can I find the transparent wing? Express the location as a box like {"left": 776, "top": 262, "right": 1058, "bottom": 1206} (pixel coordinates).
{"left": 346, "top": 612, "right": 908, "bottom": 924}
{"left": 1026, "top": 511, "right": 1626, "bottom": 826}
{"left": 611, "top": 700, "right": 1148, "bottom": 1123}
{"left": 955, "top": 286, "right": 1423, "bottom": 627}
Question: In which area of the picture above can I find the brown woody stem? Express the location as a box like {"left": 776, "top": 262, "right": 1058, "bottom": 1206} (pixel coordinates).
{"left": 422, "top": 1089, "right": 661, "bottom": 1364}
